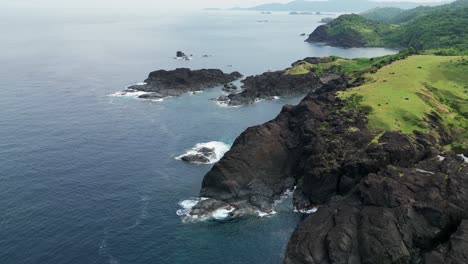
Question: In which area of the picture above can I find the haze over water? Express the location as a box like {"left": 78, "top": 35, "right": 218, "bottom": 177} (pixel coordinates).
{"left": 0, "top": 8, "right": 396, "bottom": 264}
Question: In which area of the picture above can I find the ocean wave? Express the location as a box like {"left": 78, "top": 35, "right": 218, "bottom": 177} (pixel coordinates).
{"left": 294, "top": 207, "right": 318, "bottom": 214}
{"left": 176, "top": 197, "right": 236, "bottom": 222}
{"left": 175, "top": 141, "right": 230, "bottom": 164}
{"left": 176, "top": 188, "right": 297, "bottom": 222}
{"left": 109, "top": 89, "right": 152, "bottom": 98}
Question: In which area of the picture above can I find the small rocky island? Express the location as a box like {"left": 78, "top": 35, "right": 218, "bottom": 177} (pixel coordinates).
{"left": 122, "top": 68, "right": 242, "bottom": 100}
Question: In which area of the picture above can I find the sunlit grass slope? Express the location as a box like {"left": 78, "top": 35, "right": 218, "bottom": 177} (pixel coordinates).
{"left": 339, "top": 55, "right": 468, "bottom": 149}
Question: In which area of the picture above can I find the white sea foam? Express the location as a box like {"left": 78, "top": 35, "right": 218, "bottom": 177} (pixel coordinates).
{"left": 213, "top": 100, "right": 241, "bottom": 108}
{"left": 176, "top": 198, "right": 234, "bottom": 222}
{"left": 294, "top": 207, "right": 318, "bottom": 214}
{"left": 175, "top": 141, "right": 231, "bottom": 164}
{"left": 109, "top": 89, "right": 151, "bottom": 98}
{"left": 212, "top": 208, "right": 235, "bottom": 220}
{"left": 176, "top": 198, "right": 208, "bottom": 218}
{"left": 459, "top": 154, "right": 468, "bottom": 163}
{"left": 273, "top": 96, "right": 280, "bottom": 100}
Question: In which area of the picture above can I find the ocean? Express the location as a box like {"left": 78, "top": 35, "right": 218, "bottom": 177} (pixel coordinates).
{"left": 0, "top": 8, "right": 396, "bottom": 264}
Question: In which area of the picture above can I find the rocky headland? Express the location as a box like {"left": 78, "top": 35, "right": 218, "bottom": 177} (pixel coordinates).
{"left": 122, "top": 68, "right": 242, "bottom": 100}
{"left": 215, "top": 57, "right": 342, "bottom": 106}
{"left": 188, "top": 51, "right": 468, "bottom": 262}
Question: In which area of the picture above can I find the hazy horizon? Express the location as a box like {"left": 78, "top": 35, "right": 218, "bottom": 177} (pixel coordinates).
{"left": 2, "top": 0, "right": 450, "bottom": 10}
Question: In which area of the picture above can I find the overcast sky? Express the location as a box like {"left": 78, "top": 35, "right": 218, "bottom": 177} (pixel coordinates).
{"left": 2, "top": 0, "right": 449, "bottom": 10}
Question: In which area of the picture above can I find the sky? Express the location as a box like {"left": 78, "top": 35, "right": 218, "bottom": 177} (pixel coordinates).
{"left": 1, "top": 0, "right": 449, "bottom": 10}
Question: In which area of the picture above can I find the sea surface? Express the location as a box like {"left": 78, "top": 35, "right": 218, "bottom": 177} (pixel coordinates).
{"left": 0, "top": 8, "right": 396, "bottom": 264}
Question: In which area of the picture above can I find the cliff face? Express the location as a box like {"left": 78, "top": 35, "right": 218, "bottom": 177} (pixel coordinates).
{"left": 285, "top": 154, "right": 468, "bottom": 263}
{"left": 195, "top": 76, "right": 443, "bottom": 218}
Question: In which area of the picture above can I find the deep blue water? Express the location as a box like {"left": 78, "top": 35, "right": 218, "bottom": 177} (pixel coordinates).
{"left": 0, "top": 9, "right": 396, "bottom": 264}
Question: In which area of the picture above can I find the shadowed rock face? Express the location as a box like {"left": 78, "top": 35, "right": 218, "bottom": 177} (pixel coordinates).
{"left": 127, "top": 68, "right": 242, "bottom": 99}
{"left": 285, "top": 154, "right": 468, "bottom": 264}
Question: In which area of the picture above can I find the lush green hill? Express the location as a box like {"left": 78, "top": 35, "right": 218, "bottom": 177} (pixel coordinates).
{"left": 306, "top": 14, "right": 396, "bottom": 48}
{"left": 362, "top": 0, "right": 468, "bottom": 24}
{"left": 360, "top": 7, "right": 405, "bottom": 23}
{"left": 307, "top": 0, "right": 468, "bottom": 49}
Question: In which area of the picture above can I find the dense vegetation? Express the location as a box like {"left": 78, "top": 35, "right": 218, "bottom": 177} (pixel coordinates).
{"left": 360, "top": 7, "right": 405, "bottom": 23}
{"left": 307, "top": 0, "right": 468, "bottom": 50}
{"left": 362, "top": 0, "right": 468, "bottom": 24}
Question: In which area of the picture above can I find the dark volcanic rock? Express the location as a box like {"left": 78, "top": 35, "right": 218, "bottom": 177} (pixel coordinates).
{"left": 196, "top": 74, "right": 445, "bottom": 219}
{"left": 226, "top": 70, "right": 323, "bottom": 106}
{"left": 179, "top": 147, "right": 216, "bottom": 164}
{"left": 285, "top": 154, "right": 468, "bottom": 264}
{"left": 176, "top": 51, "right": 187, "bottom": 58}
{"left": 181, "top": 154, "right": 211, "bottom": 163}
{"left": 125, "top": 68, "right": 242, "bottom": 99}
{"left": 222, "top": 83, "right": 238, "bottom": 92}
{"left": 218, "top": 58, "right": 344, "bottom": 106}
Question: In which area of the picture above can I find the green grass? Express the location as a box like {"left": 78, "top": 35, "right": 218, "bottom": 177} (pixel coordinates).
{"left": 338, "top": 55, "right": 468, "bottom": 149}
{"left": 285, "top": 49, "right": 418, "bottom": 77}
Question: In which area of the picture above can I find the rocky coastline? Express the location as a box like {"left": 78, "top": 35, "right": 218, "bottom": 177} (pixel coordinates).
{"left": 121, "top": 68, "right": 242, "bottom": 100}
{"left": 189, "top": 55, "right": 467, "bottom": 262}
{"left": 215, "top": 58, "right": 342, "bottom": 106}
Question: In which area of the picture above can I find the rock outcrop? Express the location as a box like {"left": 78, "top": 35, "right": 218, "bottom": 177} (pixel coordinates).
{"left": 217, "top": 58, "right": 342, "bottom": 106}
{"left": 285, "top": 153, "right": 468, "bottom": 264}
{"left": 225, "top": 70, "right": 323, "bottom": 105}
{"left": 124, "top": 68, "right": 242, "bottom": 100}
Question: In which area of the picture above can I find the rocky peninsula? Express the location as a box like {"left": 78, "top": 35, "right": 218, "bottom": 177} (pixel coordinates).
{"left": 122, "top": 68, "right": 242, "bottom": 100}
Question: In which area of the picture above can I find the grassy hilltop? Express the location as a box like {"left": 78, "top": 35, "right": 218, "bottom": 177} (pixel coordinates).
{"left": 285, "top": 52, "right": 468, "bottom": 151}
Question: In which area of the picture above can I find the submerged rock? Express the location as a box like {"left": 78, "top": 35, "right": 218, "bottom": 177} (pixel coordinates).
{"left": 123, "top": 68, "right": 242, "bottom": 99}
{"left": 222, "top": 83, "right": 238, "bottom": 92}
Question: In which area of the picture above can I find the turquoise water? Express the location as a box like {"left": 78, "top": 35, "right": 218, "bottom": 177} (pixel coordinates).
{"left": 0, "top": 9, "right": 396, "bottom": 264}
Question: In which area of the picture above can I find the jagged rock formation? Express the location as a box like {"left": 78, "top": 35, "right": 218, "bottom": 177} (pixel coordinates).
{"left": 125, "top": 68, "right": 242, "bottom": 100}
{"left": 285, "top": 154, "right": 468, "bottom": 263}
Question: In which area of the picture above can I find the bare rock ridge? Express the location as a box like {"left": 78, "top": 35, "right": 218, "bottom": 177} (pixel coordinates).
{"left": 126, "top": 68, "right": 242, "bottom": 100}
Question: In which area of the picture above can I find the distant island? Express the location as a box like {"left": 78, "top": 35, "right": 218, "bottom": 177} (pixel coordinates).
{"left": 228, "top": 0, "right": 451, "bottom": 12}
